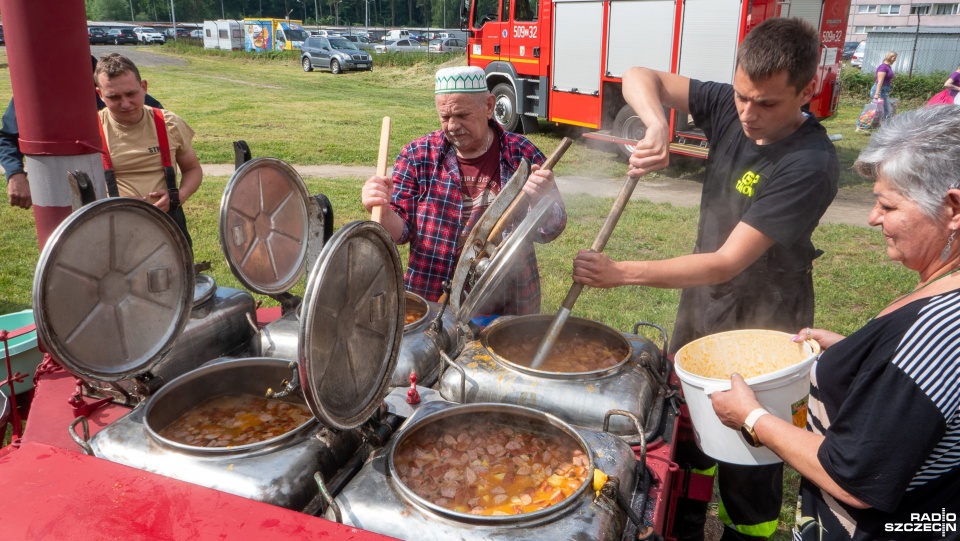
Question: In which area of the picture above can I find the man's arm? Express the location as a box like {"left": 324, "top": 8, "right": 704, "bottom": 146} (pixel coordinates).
{"left": 621, "top": 67, "right": 692, "bottom": 176}
{"left": 174, "top": 146, "right": 202, "bottom": 204}
{"left": 572, "top": 221, "right": 776, "bottom": 289}
{"left": 0, "top": 98, "right": 31, "bottom": 209}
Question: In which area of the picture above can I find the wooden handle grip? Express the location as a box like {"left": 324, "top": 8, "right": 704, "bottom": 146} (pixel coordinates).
{"left": 372, "top": 116, "right": 392, "bottom": 223}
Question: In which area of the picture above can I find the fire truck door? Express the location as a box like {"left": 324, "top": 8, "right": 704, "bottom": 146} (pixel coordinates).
{"left": 506, "top": 0, "right": 542, "bottom": 73}
{"left": 552, "top": 0, "right": 603, "bottom": 94}
{"left": 781, "top": 0, "right": 831, "bottom": 96}
{"left": 606, "top": 0, "right": 675, "bottom": 77}
{"left": 472, "top": 0, "right": 508, "bottom": 60}
{"left": 677, "top": 0, "right": 742, "bottom": 85}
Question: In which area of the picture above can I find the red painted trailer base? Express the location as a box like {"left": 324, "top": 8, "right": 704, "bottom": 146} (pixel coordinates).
{"left": 0, "top": 441, "right": 397, "bottom": 540}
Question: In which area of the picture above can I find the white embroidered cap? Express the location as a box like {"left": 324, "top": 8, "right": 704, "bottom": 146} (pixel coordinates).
{"left": 435, "top": 66, "right": 487, "bottom": 94}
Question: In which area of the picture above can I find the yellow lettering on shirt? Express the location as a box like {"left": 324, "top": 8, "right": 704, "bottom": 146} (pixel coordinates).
{"left": 736, "top": 171, "right": 761, "bottom": 197}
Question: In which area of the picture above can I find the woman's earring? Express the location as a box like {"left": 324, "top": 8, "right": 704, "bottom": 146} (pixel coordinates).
{"left": 942, "top": 229, "right": 958, "bottom": 262}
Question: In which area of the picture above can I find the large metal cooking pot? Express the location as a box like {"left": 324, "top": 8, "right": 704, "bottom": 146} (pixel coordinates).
{"left": 59, "top": 211, "right": 405, "bottom": 511}
{"left": 260, "top": 291, "right": 458, "bottom": 388}
{"left": 328, "top": 401, "right": 639, "bottom": 540}
{"left": 143, "top": 357, "right": 316, "bottom": 453}
{"left": 440, "top": 316, "right": 668, "bottom": 443}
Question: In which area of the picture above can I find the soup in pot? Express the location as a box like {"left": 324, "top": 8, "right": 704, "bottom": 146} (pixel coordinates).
{"left": 405, "top": 304, "right": 426, "bottom": 325}
{"left": 159, "top": 393, "right": 313, "bottom": 447}
{"left": 490, "top": 332, "right": 628, "bottom": 372}
{"left": 394, "top": 418, "right": 588, "bottom": 515}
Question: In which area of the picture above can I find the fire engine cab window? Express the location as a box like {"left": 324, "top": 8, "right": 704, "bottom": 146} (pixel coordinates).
{"left": 474, "top": 0, "right": 500, "bottom": 26}
{"left": 501, "top": 0, "right": 511, "bottom": 22}
{"left": 514, "top": 0, "right": 537, "bottom": 21}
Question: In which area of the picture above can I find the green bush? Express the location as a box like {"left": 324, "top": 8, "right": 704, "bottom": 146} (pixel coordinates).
{"left": 369, "top": 51, "right": 463, "bottom": 68}
{"left": 840, "top": 66, "right": 951, "bottom": 102}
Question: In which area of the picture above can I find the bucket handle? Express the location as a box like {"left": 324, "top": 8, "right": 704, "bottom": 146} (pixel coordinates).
{"left": 69, "top": 416, "right": 94, "bottom": 455}
{"left": 603, "top": 409, "right": 647, "bottom": 473}
{"left": 314, "top": 472, "right": 342, "bottom": 523}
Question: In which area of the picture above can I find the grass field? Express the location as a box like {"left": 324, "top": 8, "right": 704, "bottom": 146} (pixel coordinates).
{"left": 0, "top": 46, "right": 920, "bottom": 538}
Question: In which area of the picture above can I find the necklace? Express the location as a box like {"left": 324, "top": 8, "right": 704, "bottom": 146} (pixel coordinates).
{"left": 879, "top": 266, "right": 960, "bottom": 316}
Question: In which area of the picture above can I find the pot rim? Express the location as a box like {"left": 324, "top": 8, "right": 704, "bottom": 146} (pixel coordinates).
{"left": 480, "top": 315, "right": 633, "bottom": 378}
{"left": 387, "top": 403, "right": 595, "bottom": 524}
{"left": 143, "top": 357, "right": 316, "bottom": 454}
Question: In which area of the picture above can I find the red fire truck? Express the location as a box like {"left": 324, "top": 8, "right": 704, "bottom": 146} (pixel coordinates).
{"left": 463, "top": 0, "right": 851, "bottom": 159}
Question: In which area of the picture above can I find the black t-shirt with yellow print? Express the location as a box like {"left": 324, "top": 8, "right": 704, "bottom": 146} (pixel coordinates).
{"left": 668, "top": 80, "right": 839, "bottom": 352}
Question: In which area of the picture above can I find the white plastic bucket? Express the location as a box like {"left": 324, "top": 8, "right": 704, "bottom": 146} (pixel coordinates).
{"left": 674, "top": 330, "right": 820, "bottom": 465}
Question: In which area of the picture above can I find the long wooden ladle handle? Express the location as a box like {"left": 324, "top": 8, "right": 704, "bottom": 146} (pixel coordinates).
{"left": 371, "top": 116, "right": 392, "bottom": 223}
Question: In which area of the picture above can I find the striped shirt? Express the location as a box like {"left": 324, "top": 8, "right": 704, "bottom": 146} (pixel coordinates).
{"left": 795, "top": 290, "right": 960, "bottom": 540}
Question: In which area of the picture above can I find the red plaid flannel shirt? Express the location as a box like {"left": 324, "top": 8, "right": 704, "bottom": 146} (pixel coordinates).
{"left": 392, "top": 122, "right": 566, "bottom": 315}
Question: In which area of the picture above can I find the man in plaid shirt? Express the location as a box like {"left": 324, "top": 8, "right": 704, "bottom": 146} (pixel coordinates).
{"left": 362, "top": 66, "right": 566, "bottom": 315}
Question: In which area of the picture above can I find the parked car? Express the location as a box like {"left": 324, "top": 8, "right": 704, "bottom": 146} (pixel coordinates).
{"left": 301, "top": 36, "right": 373, "bottom": 74}
{"left": 374, "top": 39, "right": 424, "bottom": 53}
{"left": 850, "top": 40, "right": 865, "bottom": 68}
{"left": 310, "top": 30, "right": 339, "bottom": 37}
{"left": 340, "top": 34, "right": 375, "bottom": 51}
{"left": 107, "top": 28, "right": 138, "bottom": 45}
{"left": 164, "top": 27, "right": 192, "bottom": 39}
{"left": 428, "top": 37, "right": 466, "bottom": 53}
{"left": 0, "top": 26, "right": 4, "bottom": 46}
{"left": 842, "top": 41, "right": 859, "bottom": 60}
{"left": 88, "top": 26, "right": 111, "bottom": 45}
{"left": 133, "top": 26, "right": 166, "bottom": 44}
{"left": 189, "top": 29, "right": 203, "bottom": 39}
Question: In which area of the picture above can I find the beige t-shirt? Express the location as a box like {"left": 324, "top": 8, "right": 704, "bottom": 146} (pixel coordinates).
{"left": 98, "top": 106, "right": 195, "bottom": 203}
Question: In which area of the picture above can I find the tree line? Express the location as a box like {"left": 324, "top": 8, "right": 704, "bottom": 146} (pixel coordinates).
{"left": 85, "top": 0, "right": 464, "bottom": 29}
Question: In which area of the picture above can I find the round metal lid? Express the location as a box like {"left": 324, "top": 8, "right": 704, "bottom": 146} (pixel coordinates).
{"left": 193, "top": 273, "right": 217, "bottom": 306}
{"left": 298, "top": 220, "right": 404, "bottom": 430}
{"left": 448, "top": 161, "right": 527, "bottom": 316}
{"left": 219, "top": 158, "right": 311, "bottom": 295}
{"left": 455, "top": 196, "right": 557, "bottom": 325}
{"left": 32, "top": 199, "right": 194, "bottom": 382}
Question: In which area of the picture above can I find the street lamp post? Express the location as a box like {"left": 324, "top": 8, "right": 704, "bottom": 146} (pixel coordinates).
{"left": 169, "top": 0, "right": 177, "bottom": 40}
{"left": 129, "top": 0, "right": 135, "bottom": 21}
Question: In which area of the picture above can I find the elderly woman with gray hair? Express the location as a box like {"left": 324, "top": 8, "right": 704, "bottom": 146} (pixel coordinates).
{"left": 712, "top": 106, "right": 960, "bottom": 540}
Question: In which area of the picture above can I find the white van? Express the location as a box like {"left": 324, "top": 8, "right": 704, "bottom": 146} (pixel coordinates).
{"left": 203, "top": 20, "right": 243, "bottom": 50}
{"left": 384, "top": 29, "right": 411, "bottom": 41}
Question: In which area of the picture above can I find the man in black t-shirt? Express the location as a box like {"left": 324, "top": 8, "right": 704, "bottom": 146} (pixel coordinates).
{"left": 572, "top": 18, "right": 839, "bottom": 541}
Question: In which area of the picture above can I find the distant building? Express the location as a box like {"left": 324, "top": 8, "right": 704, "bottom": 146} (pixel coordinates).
{"left": 847, "top": 1, "right": 960, "bottom": 41}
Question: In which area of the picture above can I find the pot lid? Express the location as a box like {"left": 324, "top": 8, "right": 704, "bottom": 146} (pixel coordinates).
{"left": 298, "top": 220, "right": 404, "bottom": 430}
{"left": 193, "top": 273, "right": 216, "bottom": 306}
{"left": 448, "top": 160, "right": 528, "bottom": 318}
{"left": 32, "top": 199, "right": 194, "bottom": 382}
{"left": 453, "top": 194, "right": 556, "bottom": 326}
{"left": 219, "top": 158, "right": 311, "bottom": 295}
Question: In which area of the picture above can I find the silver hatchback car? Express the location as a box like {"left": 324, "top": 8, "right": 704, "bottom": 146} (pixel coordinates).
{"left": 301, "top": 36, "right": 373, "bottom": 74}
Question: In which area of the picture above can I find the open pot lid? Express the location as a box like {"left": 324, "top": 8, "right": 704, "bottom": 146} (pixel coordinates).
{"left": 298, "top": 220, "right": 404, "bottom": 430}
{"left": 32, "top": 199, "right": 194, "bottom": 382}
{"left": 454, "top": 196, "right": 556, "bottom": 325}
{"left": 219, "top": 158, "right": 312, "bottom": 295}
{"left": 448, "top": 160, "right": 528, "bottom": 319}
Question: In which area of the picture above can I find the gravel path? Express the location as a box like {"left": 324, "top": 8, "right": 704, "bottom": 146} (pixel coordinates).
{"left": 202, "top": 163, "right": 876, "bottom": 228}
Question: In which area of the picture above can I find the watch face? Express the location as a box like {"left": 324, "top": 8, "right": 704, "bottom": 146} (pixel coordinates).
{"left": 741, "top": 425, "right": 761, "bottom": 447}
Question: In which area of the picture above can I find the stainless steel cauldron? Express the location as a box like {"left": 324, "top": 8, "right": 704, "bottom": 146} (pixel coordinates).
{"left": 87, "top": 357, "right": 365, "bottom": 510}
{"left": 259, "top": 291, "right": 458, "bottom": 388}
{"left": 328, "top": 402, "right": 638, "bottom": 540}
{"left": 440, "top": 316, "right": 668, "bottom": 443}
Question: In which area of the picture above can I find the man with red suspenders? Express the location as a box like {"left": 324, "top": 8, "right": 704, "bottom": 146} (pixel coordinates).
{"left": 94, "top": 53, "right": 202, "bottom": 247}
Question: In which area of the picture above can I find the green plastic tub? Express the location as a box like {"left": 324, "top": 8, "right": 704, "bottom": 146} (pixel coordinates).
{"left": 1, "top": 309, "right": 41, "bottom": 395}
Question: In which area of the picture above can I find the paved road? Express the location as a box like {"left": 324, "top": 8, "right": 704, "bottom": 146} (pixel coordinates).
{"left": 202, "top": 163, "right": 876, "bottom": 228}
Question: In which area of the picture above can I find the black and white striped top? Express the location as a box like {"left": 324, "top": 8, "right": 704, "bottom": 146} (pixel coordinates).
{"left": 796, "top": 290, "right": 960, "bottom": 541}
